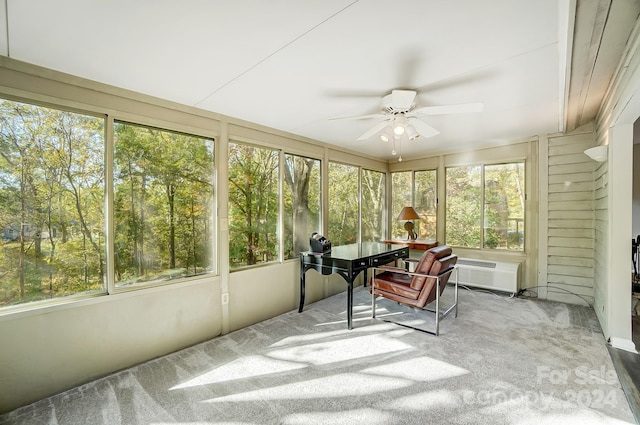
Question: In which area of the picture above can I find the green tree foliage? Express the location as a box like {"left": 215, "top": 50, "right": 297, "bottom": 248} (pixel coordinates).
{"left": 228, "top": 142, "right": 279, "bottom": 268}
{"left": 484, "top": 163, "right": 525, "bottom": 250}
{"left": 0, "top": 100, "right": 105, "bottom": 306}
{"left": 446, "top": 163, "right": 525, "bottom": 250}
{"left": 446, "top": 165, "right": 482, "bottom": 248}
{"left": 328, "top": 162, "right": 359, "bottom": 246}
{"left": 361, "top": 169, "right": 385, "bottom": 242}
{"left": 113, "top": 122, "right": 214, "bottom": 284}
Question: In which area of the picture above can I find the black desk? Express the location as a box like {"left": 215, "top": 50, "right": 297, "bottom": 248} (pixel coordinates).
{"left": 299, "top": 242, "right": 409, "bottom": 329}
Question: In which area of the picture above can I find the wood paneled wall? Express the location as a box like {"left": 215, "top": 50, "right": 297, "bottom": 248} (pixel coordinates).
{"left": 546, "top": 131, "right": 597, "bottom": 304}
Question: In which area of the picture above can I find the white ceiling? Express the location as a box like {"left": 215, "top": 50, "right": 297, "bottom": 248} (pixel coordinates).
{"left": 0, "top": 0, "right": 638, "bottom": 160}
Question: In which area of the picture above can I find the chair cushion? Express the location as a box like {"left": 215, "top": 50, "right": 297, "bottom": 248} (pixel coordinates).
{"left": 410, "top": 245, "right": 453, "bottom": 291}
{"left": 415, "top": 254, "right": 458, "bottom": 307}
{"left": 372, "top": 271, "right": 419, "bottom": 300}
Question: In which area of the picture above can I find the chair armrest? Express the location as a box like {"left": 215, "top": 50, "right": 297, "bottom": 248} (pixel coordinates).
{"left": 374, "top": 265, "right": 407, "bottom": 273}
{"left": 371, "top": 265, "right": 457, "bottom": 279}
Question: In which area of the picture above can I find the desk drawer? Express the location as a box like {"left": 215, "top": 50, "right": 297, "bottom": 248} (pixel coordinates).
{"left": 369, "top": 247, "right": 409, "bottom": 267}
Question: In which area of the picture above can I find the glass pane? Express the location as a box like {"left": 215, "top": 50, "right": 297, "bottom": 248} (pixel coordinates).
{"left": 283, "top": 154, "right": 321, "bottom": 259}
{"left": 328, "top": 162, "right": 358, "bottom": 246}
{"left": 414, "top": 170, "right": 437, "bottom": 240}
{"left": 0, "top": 99, "right": 105, "bottom": 307}
{"left": 446, "top": 165, "right": 482, "bottom": 248}
{"left": 391, "top": 172, "right": 411, "bottom": 239}
{"left": 361, "top": 169, "right": 385, "bottom": 242}
{"left": 114, "top": 122, "right": 215, "bottom": 285}
{"left": 228, "top": 142, "right": 279, "bottom": 268}
{"left": 484, "top": 163, "right": 525, "bottom": 250}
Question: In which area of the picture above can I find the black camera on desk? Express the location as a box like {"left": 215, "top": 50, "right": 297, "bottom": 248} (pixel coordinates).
{"left": 310, "top": 232, "right": 331, "bottom": 254}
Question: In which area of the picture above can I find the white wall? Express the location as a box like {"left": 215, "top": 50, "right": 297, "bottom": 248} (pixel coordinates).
{"left": 0, "top": 278, "right": 222, "bottom": 412}
{"left": 633, "top": 144, "right": 640, "bottom": 238}
{"left": 592, "top": 19, "right": 640, "bottom": 351}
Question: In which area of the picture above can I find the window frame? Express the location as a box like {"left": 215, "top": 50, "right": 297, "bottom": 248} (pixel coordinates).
{"left": 0, "top": 97, "right": 109, "bottom": 308}
{"left": 444, "top": 160, "right": 526, "bottom": 252}
{"left": 111, "top": 120, "right": 217, "bottom": 289}
{"left": 390, "top": 169, "right": 437, "bottom": 241}
{"left": 227, "top": 138, "right": 325, "bottom": 271}
{"left": 0, "top": 94, "right": 221, "bottom": 312}
{"left": 282, "top": 152, "right": 322, "bottom": 261}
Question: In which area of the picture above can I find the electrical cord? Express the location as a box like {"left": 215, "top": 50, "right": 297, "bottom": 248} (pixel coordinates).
{"left": 516, "top": 285, "right": 593, "bottom": 307}
{"left": 458, "top": 282, "right": 593, "bottom": 307}
{"left": 458, "top": 284, "right": 510, "bottom": 298}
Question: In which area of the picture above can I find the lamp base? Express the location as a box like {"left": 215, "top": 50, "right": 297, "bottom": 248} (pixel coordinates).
{"left": 404, "top": 221, "right": 418, "bottom": 240}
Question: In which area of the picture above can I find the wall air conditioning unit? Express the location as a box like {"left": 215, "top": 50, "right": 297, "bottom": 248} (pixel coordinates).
{"left": 455, "top": 258, "right": 520, "bottom": 295}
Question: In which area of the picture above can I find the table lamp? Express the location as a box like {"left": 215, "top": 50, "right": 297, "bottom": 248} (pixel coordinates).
{"left": 397, "top": 206, "right": 420, "bottom": 240}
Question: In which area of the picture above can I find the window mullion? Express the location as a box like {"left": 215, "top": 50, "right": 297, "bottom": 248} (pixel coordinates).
{"left": 105, "top": 116, "right": 115, "bottom": 294}
{"left": 278, "top": 150, "right": 284, "bottom": 263}
{"left": 357, "top": 166, "right": 362, "bottom": 244}
{"left": 481, "top": 164, "right": 486, "bottom": 249}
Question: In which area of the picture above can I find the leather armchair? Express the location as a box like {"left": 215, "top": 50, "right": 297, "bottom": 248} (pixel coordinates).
{"left": 370, "top": 245, "right": 458, "bottom": 335}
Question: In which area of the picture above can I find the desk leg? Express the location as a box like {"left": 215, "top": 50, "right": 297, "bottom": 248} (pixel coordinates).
{"left": 363, "top": 268, "right": 368, "bottom": 287}
{"left": 347, "top": 280, "right": 353, "bottom": 330}
{"left": 298, "top": 263, "right": 306, "bottom": 313}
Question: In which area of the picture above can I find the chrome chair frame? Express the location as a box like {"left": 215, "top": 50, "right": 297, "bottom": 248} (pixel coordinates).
{"left": 371, "top": 264, "right": 459, "bottom": 336}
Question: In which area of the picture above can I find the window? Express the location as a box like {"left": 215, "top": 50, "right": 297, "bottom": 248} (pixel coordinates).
{"left": 328, "top": 163, "right": 386, "bottom": 245}
{"left": 446, "top": 162, "right": 524, "bottom": 250}
{"left": 0, "top": 99, "right": 105, "bottom": 306}
{"left": 446, "top": 165, "right": 482, "bottom": 248}
{"left": 283, "top": 154, "right": 321, "bottom": 259}
{"left": 391, "top": 170, "right": 437, "bottom": 240}
{"left": 361, "top": 169, "right": 385, "bottom": 242}
{"left": 228, "top": 142, "right": 279, "bottom": 268}
{"left": 414, "top": 170, "right": 437, "bottom": 239}
{"left": 484, "top": 163, "right": 525, "bottom": 250}
{"left": 391, "top": 171, "right": 411, "bottom": 239}
{"left": 113, "top": 122, "right": 215, "bottom": 286}
{"left": 328, "top": 162, "right": 359, "bottom": 246}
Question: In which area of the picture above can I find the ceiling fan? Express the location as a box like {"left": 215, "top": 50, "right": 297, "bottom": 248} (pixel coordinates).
{"left": 332, "top": 89, "right": 483, "bottom": 143}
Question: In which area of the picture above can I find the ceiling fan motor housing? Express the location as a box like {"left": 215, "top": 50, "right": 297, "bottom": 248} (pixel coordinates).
{"left": 381, "top": 90, "right": 417, "bottom": 114}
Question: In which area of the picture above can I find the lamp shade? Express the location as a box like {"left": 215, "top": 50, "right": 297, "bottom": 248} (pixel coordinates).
{"left": 397, "top": 206, "right": 420, "bottom": 221}
{"left": 406, "top": 124, "right": 419, "bottom": 141}
{"left": 393, "top": 115, "right": 407, "bottom": 136}
{"left": 584, "top": 145, "right": 607, "bottom": 162}
{"left": 379, "top": 131, "right": 392, "bottom": 143}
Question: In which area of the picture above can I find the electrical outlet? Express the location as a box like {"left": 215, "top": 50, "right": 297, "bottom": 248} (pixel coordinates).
{"left": 221, "top": 292, "right": 229, "bottom": 305}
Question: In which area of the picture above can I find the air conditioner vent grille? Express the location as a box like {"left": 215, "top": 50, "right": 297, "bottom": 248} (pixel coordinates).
{"left": 457, "top": 259, "right": 496, "bottom": 268}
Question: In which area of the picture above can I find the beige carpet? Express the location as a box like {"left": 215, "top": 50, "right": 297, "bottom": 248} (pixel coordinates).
{"left": 0, "top": 285, "right": 635, "bottom": 424}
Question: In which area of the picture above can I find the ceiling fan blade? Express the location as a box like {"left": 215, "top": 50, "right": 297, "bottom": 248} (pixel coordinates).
{"left": 356, "top": 120, "right": 391, "bottom": 141}
{"left": 410, "top": 102, "right": 484, "bottom": 116}
{"left": 390, "top": 90, "right": 417, "bottom": 109}
{"left": 329, "top": 113, "right": 387, "bottom": 121}
{"left": 407, "top": 117, "right": 440, "bottom": 138}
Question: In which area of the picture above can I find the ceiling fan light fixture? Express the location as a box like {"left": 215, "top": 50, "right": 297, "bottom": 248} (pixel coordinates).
{"left": 392, "top": 115, "right": 407, "bottom": 136}
{"left": 406, "top": 124, "right": 419, "bottom": 141}
{"left": 379, "top": 130, "right": 392, "bottom": 143}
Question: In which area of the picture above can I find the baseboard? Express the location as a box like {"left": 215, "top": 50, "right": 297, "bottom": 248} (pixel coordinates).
{"left": 610, "top": 337, "right": 638, "bottom": 353}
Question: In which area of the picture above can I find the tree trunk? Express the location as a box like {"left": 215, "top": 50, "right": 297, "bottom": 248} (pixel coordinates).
{"left": 284, "top": 157, "right": 313, "bottom": 255}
